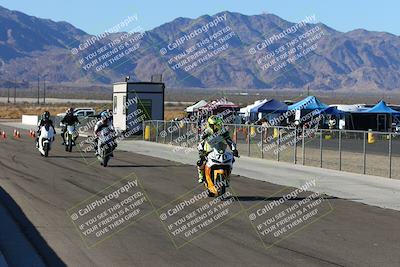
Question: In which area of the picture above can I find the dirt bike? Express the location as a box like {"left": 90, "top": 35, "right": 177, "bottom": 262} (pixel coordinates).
{"left": 64, "top": 125, "right": 79, "bottom": 152}
{"left": 203, "top": 146, "right": 238, "bottom": 197}
{"left": 96, "top": 127, "right": 116, "bottom": 167}
{"left": 37, "top": 123, "right": 55, "bottom": 157}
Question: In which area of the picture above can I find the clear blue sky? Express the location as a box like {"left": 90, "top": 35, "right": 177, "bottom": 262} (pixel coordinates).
{"left": 0, "top": 0, "right": 398, "bottom": 35}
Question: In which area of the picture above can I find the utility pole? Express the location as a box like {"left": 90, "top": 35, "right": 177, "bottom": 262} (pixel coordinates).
{"left": 43, "top": 78, "right": 46, "bottom": 104}
{"left": 14, "top": 77, "right": 16, "bottom": 104}
{"left": 7, "top": 86, "right": 10, "bottom": 103}
{"left": 307, "top": 85, "right": 310, "bottom": 96}
{"left": 37, "top": 74, "right": 40, "bottom": 105}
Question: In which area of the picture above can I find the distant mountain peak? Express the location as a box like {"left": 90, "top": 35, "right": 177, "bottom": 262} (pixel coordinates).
{"left": 0, "top": 5, "right": 399, "bottom": 91}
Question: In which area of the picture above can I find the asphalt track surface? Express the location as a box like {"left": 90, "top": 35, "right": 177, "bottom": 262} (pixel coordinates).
{"left": 0, "top": 125, "right": 400, "bottom": 267}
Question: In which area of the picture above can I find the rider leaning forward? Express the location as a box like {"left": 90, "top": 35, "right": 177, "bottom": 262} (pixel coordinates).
{"left": 197, "top": 115, "right": 239, "bottom": 184}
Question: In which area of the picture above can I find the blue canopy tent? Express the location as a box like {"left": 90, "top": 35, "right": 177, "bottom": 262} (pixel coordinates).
{"left": 351, "top": 100, "right": 400, "bottom": 131}
{"left": 320, "top": 106, "right": 345, "bottom": 115}
{"left": 319, "top": 106, "right": 346, "bottom": 129}
{"left": 249, "top": 99, "right": 288, "bottom": 125}
{"left": 363, "top": 100, "right": 400, "bottom": 114}
{"left": 251, "top": 99, "right": 288, "bottom": 113}
{"left": 248, "top": 99, "right": 269, "bottom": 121}
{"left": 284, "top": 96, "right": 328, "bottom": 127}
{"left": 288, "top": 96, "right": 328, "bottom": 111}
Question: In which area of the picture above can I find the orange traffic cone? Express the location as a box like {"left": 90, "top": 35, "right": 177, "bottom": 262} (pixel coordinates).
{"left": 17, "top": 131, "right": 21, "bottom": 138}
{"left": 13, "top": 129, "right": 17, "bottom": 137}
{"left": 2, "top": 131, "right": 6, "bottom": 139}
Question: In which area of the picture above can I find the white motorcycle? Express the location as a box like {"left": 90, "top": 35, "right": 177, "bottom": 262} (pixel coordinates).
{"left": 96, "top": 127, "right": 116, "bottom": 167}
{"left": 37, "top": 123, "right": 55, "bottom": 157}
{"left": 202, "top": 143, "right": 238, "bottom": 197}
{"left": 64, "top": 124, "right": 79, "bottom": 152}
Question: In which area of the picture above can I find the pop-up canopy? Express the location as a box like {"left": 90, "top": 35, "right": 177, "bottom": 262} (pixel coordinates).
{"left": 320, "top": 106, "right": 345, "bottom": 115}
{"left": 185, "top": 100, "right": 208, "bottom": 113}
{"left": 196, "top": 98, "right": 239, "bottom": 112}
{"left": 240, "top": 99, "right": 268, "bottom": 117}
{"left": 251, "top": 99, "right": 288, "bottom": 113}
{"left": 362, "top": 100, "right": 400, "bottom": 114}
{"left": 288, "top": 96, "right": 328, "bottom": 111}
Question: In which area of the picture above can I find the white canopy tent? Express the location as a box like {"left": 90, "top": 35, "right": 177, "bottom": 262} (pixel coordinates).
{"left": 185, "top": 100, "right": 208, "bottom": 113}
{"left": 239, "top": 99, "right": 268, "bottom": 118}
{"left": 331, "top": 104, "right": 367, "bottom": 112}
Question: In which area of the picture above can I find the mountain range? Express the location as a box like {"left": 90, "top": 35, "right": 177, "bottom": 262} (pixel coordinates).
{"left": 0, "top": 5, "right": 399, "bottom": 91}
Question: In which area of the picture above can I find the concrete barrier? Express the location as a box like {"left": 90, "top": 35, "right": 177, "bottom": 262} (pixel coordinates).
{"left": 21, "top": 115, "right": 39, "bottom": 126}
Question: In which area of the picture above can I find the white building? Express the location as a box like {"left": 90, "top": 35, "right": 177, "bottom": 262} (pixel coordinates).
{"left": 113, "top": 81, "right": 165, "bottom": 132}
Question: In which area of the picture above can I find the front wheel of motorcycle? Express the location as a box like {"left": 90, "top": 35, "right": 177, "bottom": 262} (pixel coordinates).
{"left": 68, "top": 134, "right": 73, "bottom": 152}
{"left": 44, "top": 143, "right": 49, "bottom": 157}
{"left": 103, "top": 156, "right": 109, "bottom": 167}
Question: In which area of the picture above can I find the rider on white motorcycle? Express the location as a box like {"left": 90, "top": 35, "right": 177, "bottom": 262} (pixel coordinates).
{"left": 197, "top": 115, "right": 239, "bottom": 184}
{"left": 36, "top": 111, "right": 56, "bottom": 148}
{"left": 94, "top": 111, "right": 115, "bottom": 156}
{"left": 61, "top": 107, "right": 80, "bottom": 145}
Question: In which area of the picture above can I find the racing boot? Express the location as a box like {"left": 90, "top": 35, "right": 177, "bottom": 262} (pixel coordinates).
{"left": 197, "top": 166, "right": 205, "bottom": 183}
{"left": 196, "top": 158, "right": 205, "bottom": 183}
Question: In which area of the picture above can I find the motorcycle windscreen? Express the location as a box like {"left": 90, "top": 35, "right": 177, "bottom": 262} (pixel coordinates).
{"left": 204, "top": 135, "right": 227, "bottom": 153}
{"left": 67, "top": 125, "right": 75, "bottom": 133}
{"left": 41, "top": 124, "right": 54, "bottom": 138}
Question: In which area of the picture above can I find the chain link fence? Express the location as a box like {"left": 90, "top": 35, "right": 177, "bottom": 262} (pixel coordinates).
{"left": 143, "top": 120, "right": 400, "bottom": 179}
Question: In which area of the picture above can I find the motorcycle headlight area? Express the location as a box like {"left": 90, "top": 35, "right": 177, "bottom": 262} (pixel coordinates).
{"left": 211, "top": 158, "right": 232, "bottom": 164}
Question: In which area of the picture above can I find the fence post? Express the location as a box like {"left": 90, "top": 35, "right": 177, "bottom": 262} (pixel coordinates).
{"left": 155, "top": 121, "right": 159, "bottom": 143}
{"left": 247, "top": 125, "right": 250, "bottom": 157}
{"left": 293, "top": 128, "right": 297, "bottom": 164}
{"left": 302, "top": 126, "right": 305, "bottom": 165}
{"left": 163, "top": 121, "right": 167, "bottom": 144}
{"left": 170, "top": 121, "right": 173, "bottom": 144}
{"left": 234, "top": 124, "right": 238, "bottom": 143}
{"left": 363, "top": 132, "right": 366, "bottom": 174}
{"left": 320, "top": 129, "right": 323, "bottom": 168}
{"left": 389, "top": 133, "right": 392, "bottom": 178}
{"left": 339, "top": 130, "right": 342, "bottom": 171}
{"left": 142, "top": 121, "right": 145, "bottom": 140}
{"left": 276, "top": 127, "right": 280, "bottom": 161}
{"left": 185, "top": 123, "right": 189, "bottom": 146}
{"left": 261, "top": 126, "right": 264, "bottom": 159}
{"left": 149, "top": 121, "right": 152, "bottom": 141}
{"left": 178, "top": 122, "right": 181, "bottom": 145}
